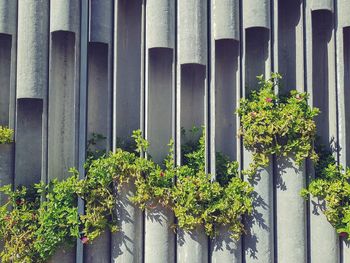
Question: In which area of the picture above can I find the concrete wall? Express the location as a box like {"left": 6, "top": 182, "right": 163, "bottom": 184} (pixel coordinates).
{"left": 0, "top": 0, "right": 348, "bottom": 262}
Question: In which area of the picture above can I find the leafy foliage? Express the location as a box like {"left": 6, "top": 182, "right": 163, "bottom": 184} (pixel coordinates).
{"left": 0, "top": 185, "right": 41, "bottom": 262}
{"left": 301, "top": 144, "right": 350, "bottom": 239}
{"left": 0, "top": 126, "right": 13, "bottom": 144}
{"left": 133, "top": 128, "right": 253, "bottom": 238}
{"left": 237, "top": 73, "right": 319, "bottom": 176}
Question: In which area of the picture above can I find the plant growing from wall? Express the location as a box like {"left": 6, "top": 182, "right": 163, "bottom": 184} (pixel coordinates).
{"left": 0, "top": 126, "right": 13, "bottom": 144}
{"left": 0, "top": 185, "right": 41, "bottom": 262}
{"left": 0, "top": 131, "right": 155, "bottom": 262}
{"left": 132, "top": 128, "right": 254, "bottom": 239}
{"left": 301, "top": 144, "right": 350, "bottom": 240}
{"left": 0, "top": 177, "right": 80, "bottom": 262}
{"left": 237, "top": 73, "right": 319, "bottom": 176}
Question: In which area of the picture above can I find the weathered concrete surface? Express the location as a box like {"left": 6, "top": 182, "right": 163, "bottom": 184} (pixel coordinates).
{"left": 213, "top": 0, "right": 239, "bottom": 41}
{"left": 0, "top": 0, "right": 17, "bottom": 35}
{"left": 178, "top": 0, "right": 207, "bottom": 65}
{"left": 177, "top": 227, "right": 209, "bottom": 263}
{"left": 50, "top": 0, "right": 79, "bottom": 33}
{"left": 243, "top": 0, "right": 270, "bottom": 29}
{"left": 90, "top": 0, "right": 113, "bottom": 44}
{"left": 17, "top": 0, "right": 48, "bottom": 99}
{"left": 146, "top": 0, "right": 174, "bottom": 49}
{"left": 276, "top": 157, "right": 306, "bottom": 263}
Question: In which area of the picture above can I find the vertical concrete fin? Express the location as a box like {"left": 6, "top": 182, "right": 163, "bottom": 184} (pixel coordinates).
{"left": 17, "top": 0, "right": 49, "bottom": 99}
{"left": 308, "top": 8, "right": 339, "bottom": 263}
{"left": 243, "top": 0, "right": 270, "bottom": 29}
{"left": 178, "top": 0, "right": 207, "bottom": 65}
{"left": 112, "top": 1, "right": 143, "bottom": 262}
{"left": 0, "top": 0, "right": 17, "bottom": 35}
{"left": 146, "top": 0, "right": 174, "bottom": 49}
{"left": 0, "top": 35, "right": 12, "bottom": 125}
{"left": 176, "top": 64, "right": 208, "bottom": 263}
{"left": 144, "top": 48, "right": 175, "bottom": 263}
{"left": 0, "top": 34, "right": 14, "bottom": 204}
{"left": 15, "top": 99, "right": 43, "bottom": 186}
{"left": 177, "top": 228, "right": 209, "bottom": 263}
{"left": 84, "top": 42, "right": 111, "bottom": 263}
{"left": 338, "top": 1, "right": 350, "bottom": 28}
{"left": 90, "top": 0, "right": 113, "bottom": 44}
{"left": 339, "top": 20, "right": 350, "bottom": 263}
{"left": 50, "top": 0, "right": 80, "bottom": 33}
{"left": 311, "top": 0, "right": 333, "bottom": 12}
{"left": 243, "top": 26, "right": 273, "bottom": 263}
{"left": 275, "top": 1, "right": 308, "bottom": 262}
{"left": 213, "top": 0, "right": 239, "bottom": 41}
{"left": 210, "top": 39, "right": 241, "bottom": 262}
{"left": 48, "top": 31, "right": 77, "bottom": 181}
{"left": 47, "top": 30, "right": 77, "bottom": 263}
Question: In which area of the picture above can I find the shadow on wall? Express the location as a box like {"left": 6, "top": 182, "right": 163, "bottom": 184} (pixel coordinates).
{"left": 344, "top": 27, "right": 350, "bottom": 166}
{"left": 312, "top": 10, "right": 333, "bottom": 146}
{"left": 278, "top": 0, "right": 302, "bottom": 93}
{"left": 245, "top": 28, "right": 269, "bottom": 90}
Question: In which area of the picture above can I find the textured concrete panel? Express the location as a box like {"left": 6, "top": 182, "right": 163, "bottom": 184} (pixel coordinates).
{"left": 214, "top": 40, "right": 239, "bottom": 160}
{"left": 338, "top": 0, "right": 350, "bottom": 27}
{"left": 213, "top": 0, "right": 239, "bottom": 41}
{"left": 180, "top": 64, "right": 206, "bottom": 131}
{"left": 114, "top": 0, "right": 142, "bottom": 140}
{"left": 243, "top": 0, "right": 270, "bottom": 29}
{"left": 50, "top": 0, "right": 80, "bottom": 33}
{"left": 17, "top": 0, "right": 49, "bottom": 99}
{"left": 48, "top": 32, "right": 78, "bottom": 262}
{"left": 0, "top": 144, "right": 14, "bottom": 204}
{"left": 309, "top": 10, "right": 339, "bottom": 263}
{"left": 243, "top": 31, "right": 272, "bottom": 262}
{"left": 342, "top": 29, "right": 350, "bottom": 167}
{"left": 147, "top": 48, "right": 173, "bottom": 164}
{"left": 244, "top": 28, "right": 270, "bottom": 89}
{"left": 90, "top": 0, "right": 113, "bottom": 44}
{"left": 85, "top": 43, "right": 111, "bottom": 263}
{"left": 112, "top": 2, "right": 143, "bottom": 262}
{"left": 177, "top": 228, "right": 209, "bottom": 263}
{"left": 311, "top": 0, "right": 333, "bottom": 12}
{"left": 211, "top": 226, "right": 241, "bottom": 263}
{"left": 15, "top": 99, "right": 43, "bottom": 186}
{"left": 145, "top": 48, "right": 175, "bottom": 263}
{"left": 177, "top": 64, "right": 207, "bottom": 262}
{"left": 146, "top": 0, "right": 174, "bottom": 49}
{"left": 112, "top": 183, "right": 143, "bottom": 263}
{"left": 243, "top": 156, "right": 274, "bottom": 263}
{"left": 211, "top": 40, "right": 241, "bottom": 262}
{"left": 48, "top": 32, "right": 77, "bottom": 181}
{"left": 0, "top": 0, "right": 17, "bottom": 35}
{"left": 144, "top": 206, "right": 175, "bottom": 263}
{"left": 178, "top": 0, "right": 207, "bottom": 65}
{"left": 277, "top": 0, "right": 304, "bottom": 93}
{"left": 276, "top": 157, "right": 306, "bottom": 263}
{"left": 0, "top": 35, "right": 11, "bottom": 125}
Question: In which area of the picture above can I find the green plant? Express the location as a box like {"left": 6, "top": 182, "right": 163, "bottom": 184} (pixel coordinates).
{"left": 132, "top": 128, "right": 253, "bottom": 238}
{"left": 0, "top": 126, "right": 13, "bottom": 144}
{"left": 0, "top": 178, "right": 80, "bottom": 262}
{"left": 237, "top": 73, "right": 319, "bottom": 176}
{"left": 0, "top": 185, "right": 40, "bottom": 262}
{"left": 34, "top": 177, "right": 80, "bottom": 259}
{"left": 86, "top": 133, "right": 107, "bottom": 162}
{"left": 301, "top": 144, "right": 350, "bottom": 239}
